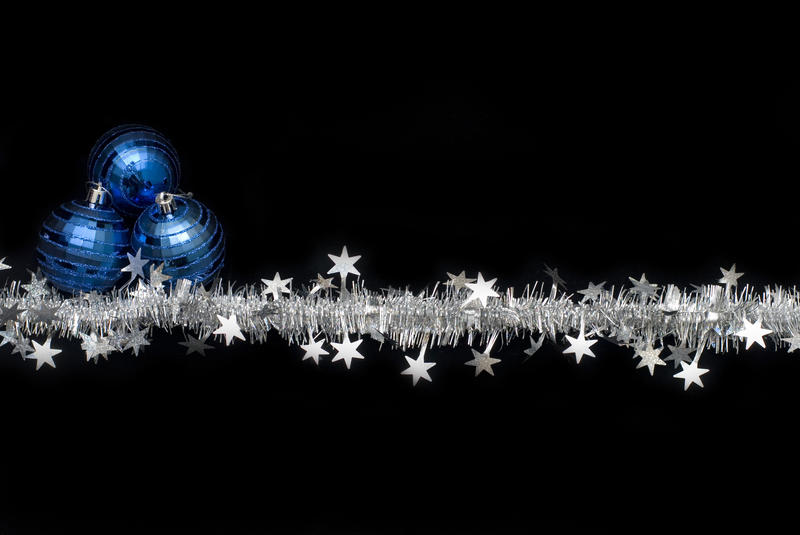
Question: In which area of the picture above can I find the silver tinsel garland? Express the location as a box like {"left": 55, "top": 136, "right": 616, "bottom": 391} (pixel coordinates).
{"left": 1, "top": 255, "right": 798, "bottom": 388}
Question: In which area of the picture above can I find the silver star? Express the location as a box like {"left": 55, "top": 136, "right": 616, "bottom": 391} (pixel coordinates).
{"left": 213, "top": 313, "right": 246, "bottom": 346}
{"left": 179, "top": 333, "right": 214, "bottom": 356}
{"left": 674, "top": 354, "right": 709, "bottom": 391}
{"left": 0, "top": 324, "right": 16, "bottom": 347}
{"left": 628, "top": 273, "right": 659, "bottom": 299}
{"left": 718, "top": 263, "right": 743, "bottom": 291}
{"left": 330, "top": 335, "right": 364, "bottom": 369}
{"left": 28, "top": 304, "right": 59, "bottom": 325}
{"left": 401, "top": 343, "right": 436, "bottom": 386}
{"left": 327, "top": 246, "right": 361, "bottom": 283}
{"left": 21, "top": 271, "right": 50, "bottom": 299}
{"left": 26, "top": 336, "right": 61, "bottom": 370}
{"left": 123, "top": 327, "right": 150, "bottom": 356}
{"left": 735, "top": 316, "right": 772, "bottom": 349}
{"left": 0, "top": 303, "right": 23, "bottom": 324}
{"left": 300, "top": 331, "right": 329, "bottom": 365}
{"left": 0, "top": 257, "right": 11, "bottom": 271}
{"left": 578, "top": 281, "right": 606, "bottom": 303}
{"left": 543, "top": 264, "right": 566, "bottom": 290}
{"left": 522, "top": 333, "right": 545, "bottom": 362}
{"left": 445, "top": 271, "right": 476, "bottom": 291}
{"left": 464, "top": 334, "right": 501, "bottom": 377}
{"left": 782, "top": 335, "right": 800, "bottom": 353}
{"left": 11, "top": 335, "right": 33, "bottom": 358}
{"left": 121, "top": 248, "right": 149, "bottom": 286}
{"left": 308, "top": 273, "right": 336, "bottom": 296}
{"left": 563, "top": 320, "right": 597, "bottom": 364}
{"left": 80, "top": 332, "right": 114, "bottom": 363}
{"left": 664, "top": 344, "right": 695, "bottom": 369}
{"left": 634, "top": 343, "right": 666, "bottom": 376}
{"left": 261, "top": 272, "right": 293, "bottom": 300}
{"left": 149, "top": 262, "right": 172, "bottom": 288}
{"left": 463, "top": 273, "right": 500, "bottom": 308}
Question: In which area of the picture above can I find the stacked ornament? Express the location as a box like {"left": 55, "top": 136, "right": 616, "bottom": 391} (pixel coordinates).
{"left": 35, "top": 125, "right": 225, "bottom": 294}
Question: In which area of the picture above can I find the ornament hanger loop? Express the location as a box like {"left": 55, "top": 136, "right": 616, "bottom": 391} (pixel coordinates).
{"left": 85, "top": 181, "right": 113, "bottom": 205}
{"left": 155, "top": 190, "right": 193, "bottom": 215}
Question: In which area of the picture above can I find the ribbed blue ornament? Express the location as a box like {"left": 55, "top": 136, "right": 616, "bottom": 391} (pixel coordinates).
{"left": 87, "top": 124, "right": 181, "bottom": 217}
{"left": 131, "top": 195, "right": 224, "bottom": 286}
{"left": 36, "top": 188, "right": 131, "bottom": 294}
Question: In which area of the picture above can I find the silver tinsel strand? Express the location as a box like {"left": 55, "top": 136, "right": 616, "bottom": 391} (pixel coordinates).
{"left": 3, "top": 274, "right": 800, "bottom": 361}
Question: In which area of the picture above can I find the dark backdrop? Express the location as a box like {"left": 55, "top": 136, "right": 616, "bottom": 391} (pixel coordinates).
{"left": 1, "top": 58, "right": 799, "bottom": 533}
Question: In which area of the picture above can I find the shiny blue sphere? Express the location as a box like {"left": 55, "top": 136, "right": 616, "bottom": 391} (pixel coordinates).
{"left": 131, "top": 197, "right": 224, "bottom": 286}
{"left": 88, "top": 124, "right": 181, "bottom": 217}
{"left": 36, "top": 199, "right": 131, "bottom": 294}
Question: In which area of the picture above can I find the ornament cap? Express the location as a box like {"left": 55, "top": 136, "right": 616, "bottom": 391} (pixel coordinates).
{"left": 155, "top": 192, "right": 176, "bottom": 215}
{"left": 85, "top": 182, "right": 110, "bottom": 207}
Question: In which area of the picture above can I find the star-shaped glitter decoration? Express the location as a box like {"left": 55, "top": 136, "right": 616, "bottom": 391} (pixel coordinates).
{"left": 0, "top": 323, "right": 16, "bottom": 347}
{"left": 0, "top": 303, "right": 23, "bottom": 324}
{"left": 522, "top": 333, "right": 545, "bottom": 362}
{"left": 664, "top": 344, "right": 695, "bottom": 369}
{"left": 445, "top": 271, "right": 476, "bottom": 291}
{"left": 563, "top": 320, "right": 597, "bottom": 364}
{"left": 401, "top": 343, "right": 436, "bottom": 386}
{"left": 735, "top": 316, "right": 773, "bottom": 349}
{"left": 149, "top": 262, "right": 172, "bottom": 288}
{"left": 80, "top": 332, "right": 114, "bottom": 363}
{"left": 179, "top": 333, "right": 214, "bottom": 356}
{"left": 782, "top": 335, "right": 800, "bottom": 353}
{"left": 213, "top": 313, "right": 246, "bottom": 346}
{"left": 308, "top": 273, "right": 337, "bottom": 296}
{"left": 718, "top": 263, "right": 743, "bottom": 292}
{"left": 26, "top": 336, "right": 61, "bottom": 370}
{"left": 21, "top": 271, "right": 50, "bottom": 299}
{"left": 0, "top": 257, "right": 11, "bottom": 271}
{"left": 27, "top": 303, "right": 59, "bottom": 325}
{"left": 300, "top": 331, "right": 329, "bottom": 365}
{"left": 330, "top": 335, "right": 364, "bottom": 369}
{"left": 628, "top": 273, "right": 659, "bottom": 299}
{"left": 11, "top": 335, "right": 33, "bottom": 358}
{"left": 327, "top": 246, "right": 361, "bottom": 282}
{"left": 674, "top": 354, "right": 710, "bottom": 391}
{"left": 123, "top": 327, "right": 150, "bottom": 357}
{"left": 633, "top": 343, "right": 666, "bottom": 376}
{"left": 464, "top": 334, "right": 501, "bottom": 377}
{"left": 121, "top": 248, "right": 149, "bottom": 287}
{"left": 261, "top": 272, "right": 293, "bottom": 300}
{"left": 462, "top": 273, "right": 500, "bottom": 308}
{"left": 577, "top": 281, "right": 605, "bottom": 303}
{"left": 543, "top": 264, "right": 566, "bottom": 291}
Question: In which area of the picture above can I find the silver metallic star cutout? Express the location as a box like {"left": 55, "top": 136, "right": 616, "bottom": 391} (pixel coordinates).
{"left": 261, "top": 272, "right": 293, "bottom": 300}
{"left": 543, "top": 264, "right": 566, "bottom": 290}
{"left": 735, "top": 316, "right": 773, "bottom": 349}
{"left": 628, "top": 273, "right": 659, "bottom": 299}
{"left": 121, "top": 248, "right": 149, "bottom": 287}
{"left": 21, "top": 271, "right": 49, "bottom": 299}
{"left": 634, "top": 343, "right": 666, "bottom": 375}
{"left": 300, "top": 330, "right": 329, "bottom": 365}
{"left": 308, "top": 273, "right": 336, "bottom": 296}
{"left": 401, "top": 342, "right": 436, "bottom": 386}
{"left": 26, "top": 336, "right": 61, "bottom": 370}
{"left": 0, "top": 257, "right": 11, "bottom": 271}
{"left": 123, "top": 327, "right": 150, "bottom": 356}
{"left": 563, "top": 320, "right": 597, "bottom": 364}
{"left": 718, "top": 263, "right": 743, "bottom": 292}
{"left": 213, "top": 313, "right": 246, "bottom": 346}
{"left": 578, "top": 281, "right": 606, "bottom": 303}
{"left": 674, "top": 354, "right": 709, "bottom": 391}
{"left": 179, "top": 333, "right": 214, "bottom": 356}
{"left": 327, "top": 246, "right": 361, "bottom": 286}
{"left": 522, "top": 333, "right": 545, "bottom": 362}
{"left": 664, "top": 344, "right": 695, "bottom": 369}
{"left": 464, "top": 333, "right": 501, "bottom": 377}
{"left": 330, "top": 335, "right": 364, "bottom": 369}
{"left": 462, "top": 273, "right": 500, "bottom": 308}
{"left": 445, "top": 271, "right": 476, "bottom": 291}
{"left": 149, "top": 263, "right": 172, "bottom": 288}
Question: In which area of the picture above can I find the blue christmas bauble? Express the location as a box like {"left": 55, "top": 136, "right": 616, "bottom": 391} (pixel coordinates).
{"left": 36, "top": 187, "right": 131, "bottom": 294}
{"left": 131, "top": 194, "right": 224, "bottom": 285}
{"left": 87, "top": 124, "right": 181, "bottom": 217}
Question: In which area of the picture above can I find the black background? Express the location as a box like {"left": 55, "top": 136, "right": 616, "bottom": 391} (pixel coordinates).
{"left": 1, "top": 50, "right": 799, "bottom": 533}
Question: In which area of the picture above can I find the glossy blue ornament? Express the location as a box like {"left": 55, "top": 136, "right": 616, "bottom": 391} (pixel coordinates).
{"left": 36, "top": 184, "right": 131, "bottom": 294}
{"left": 87, "top": 124, "right": 181, "bottom": 217}
{"left": 131, "top": 193, "right": 224, "bottom": 286}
